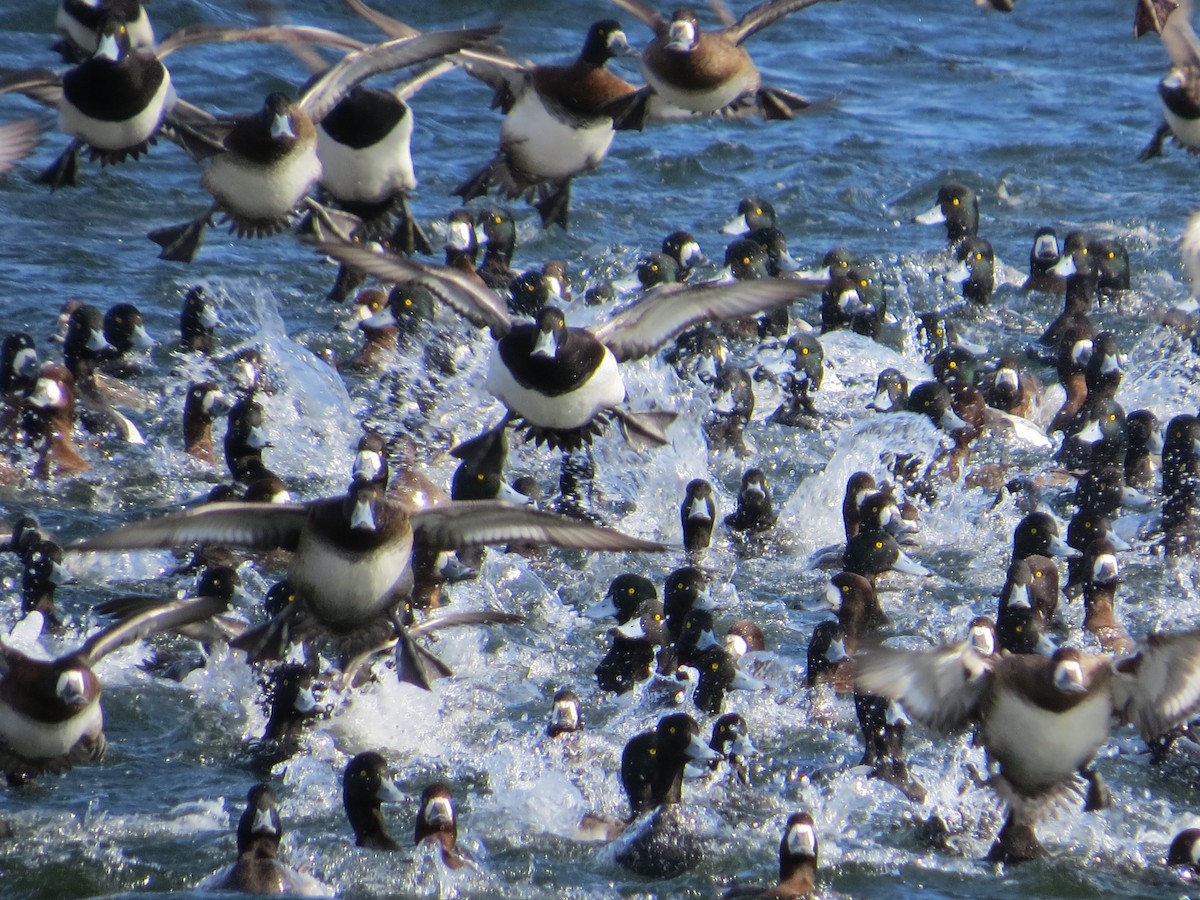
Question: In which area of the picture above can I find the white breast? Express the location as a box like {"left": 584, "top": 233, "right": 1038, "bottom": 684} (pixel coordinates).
{"left": 644, "top": 56, "right": 759, "bottom": 114}
{"left": 1163, "top": 105, "right": 1200, "bottom": 150}
{"left": 59, "top": 72, "right": 172, "bottom": 151}
{"left": 316, "top": 113, "right": 415, "bottom": 204}
{"left": 485, "top": 346, "right": 625, "bottom": 430}
{"left": 203, "top": 144, "right": 322, "bottom": 221}
{"left": 500, "top": 88, "right": 615, "bottom": 182}
{"left": 984, "top": 688, "right": 1111, "bottom": 795}
{"left": 289, "top": 531, "right": 413, "bottom": 625}
{"left": 0, "top": 697, "right": 102, "bottom": 761}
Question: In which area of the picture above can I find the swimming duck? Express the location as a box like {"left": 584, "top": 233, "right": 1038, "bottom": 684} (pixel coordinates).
{"left": 720, "top": 812, "right": 818, "bottom": 898}
{"left": 1021, "top": 227, "right": 1064, "bottom": 293}
{"left": 343, "top": 751, "right": 405, "bottom": 850}
{"left": 547, "top": 686, "right": 583, "bottom": 736}
{"left": 706, "top": 365, "right": 755, "bottom": 456}
{"left": 150, "top": 27, "right": 498, "bottom": 261}
{"left": 612, "top": 712, "right": 722, "bottom": 877}
{"left": 455, "top": 20, "right": 637, "bottom": 229}
{"left": 23, "top": 362, "right": 89, "bottom": 479}
{"left": 318, "top": 237, "right": 817, "bottom": 453}
{"left": 946, "top": 235, "right": 995, "bottom": 305}
{"left": 725, "top": 468, "right": 776, "bottom": 535}
{"left": 605, "top": 1, "right": 825, "bottom": 128}
{"left": 687, "top": 712, "right": 757, "bottom": 783}
{"left": 866, "top": 368, "right": 907, "bottom": 413}
{"left": 204, "top": 783, "right": 331, "bottom": 895}
{"left": 913, "top": 183, "right": 979, "bottom": 245}
{"left": 595, "top": 596, "right": 667, "bottom": 693}
{"left": 415, "top": 782, "right": 472, "bottom": 869}
{"left": 585, "top": 571, "right": 659, "bottom": 623}
{"left": 183, "top": 381, "right": 232, "bottom": 465}
{"left": 681, "top": 477, "right": 717, "bottom": 551}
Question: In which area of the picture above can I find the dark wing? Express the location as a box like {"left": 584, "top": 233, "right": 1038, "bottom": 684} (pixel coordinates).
{"left": 726, "top": 0, "right": 839, "bottom": 45}
{"left": 0, "top": 67, "right": 62, "bottom": 108}
{"left": 409, "top": 610, "right": 525, "bottom": 636}
{"left": 154, "top": 24, "right": 367, "bottom": 59}
{"left": 412, "top": 501, "right": 668, "bottom": 552}
{"left": 460, "top": 49, "right": 531, "bottom": 114}
{"left": 313, "top": 238, "right": 512, "bottom": 334}
{"left": 609, "top": 0, "right": 670, "bottom": 36}
{"left": 69, "top": 502, "right": 310, "bottom": 553}
{"left": 75, "top": 594, "right": 231, "bottom": 667}
{"left": 1111, "top": 630, "right": 1200, "bottom": 740}
{"left": 299, "top": 26, "right": 503, "bottom": 123}
{"left": 0, "top": 120, "right": 41, "bottom": 174}
{"left": 855, "top": 642, "right": 994, "bottom": 733}
{"left": 591, "top": 278, "right": 822, "bottom": 362}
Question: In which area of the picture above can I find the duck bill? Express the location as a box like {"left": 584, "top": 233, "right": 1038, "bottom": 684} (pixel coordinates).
{"left": 686, "top": 732, "right": 723, "bottom": 762}
{"left": 1046, "top": 533, "right": 1073, "bottom": 557}
{"left": 350, "top": 499, "right": 376, "bottom": 531}
{"left": 729, "top": 733, "right": 758, "bottom": 756}
{"left": 891, "top": 550, "right": 931, "bottom": 576}
{"left": 688, "top": 496, "right": 711, "bottom": 521}
{"left": 293, "top": 685, "right": 320, "bottom": 715}
{"left": 361, "top": 307, "right": 398, "bottom": 330}
{"left": 252, "top": 806, "right": 279, "bottom": 835}
{"left": 531, "top": 328, "right": 557, "bottom": 358}
{"left": 376, "top": 778, "right": 405, "bottom": 804}
{"left": 940, "top": 408, "right": 969, "bottom": 431}
{"left": 696, "top": 629, "right": 720, "bottom": 652}
{"left": 584, "top": 595, "right": 619, "bottom": 620}
{"left": 1091, "top": 553, "right": 1119, "bottom": 582}
{"left": 913, "top": 203, "right": 947, "bottom": 225}
{"left": 614, "top": 617, "right": 645, "bottom": 639}
{"left": 945, "top": 260, "right": 971, "bottom": 283}
{"left": 1004, "top": 582, "right": 1031, "bottom": 609}
{"left": 692, "top": 589, "right": 717, "bottom": 612}
{"left": 720, "top": 215, "right": 750, "bottom": 236}
{"left": 1050, "top": 253, "right": 1077, "bottom": 277}
{"left": 825, "top": 637, "right": 847, "bottom": 663}
{"left": 422, "top": 796, "right": 455, "bottom": 828}
{"left": 270, "top": 112, "right": 295, "bottom": 140}
{"left": 494, "top": 480, "right": 533, "bottom": 505}
{"left": 1075, "top": 419, "right": 1105, "bottom": 444}
{"left": 353, "top": 450, "right": 385, "bottom": 483}
{"left": 550, "top": 700, "right": 579, "bottom": 732}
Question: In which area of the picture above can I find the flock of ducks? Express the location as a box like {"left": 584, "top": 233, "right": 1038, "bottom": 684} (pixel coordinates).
{"left": 3, "top": 0, "right": 1200, "bottom": 896}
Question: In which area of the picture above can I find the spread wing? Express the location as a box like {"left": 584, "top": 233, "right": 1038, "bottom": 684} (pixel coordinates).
{"left": 76, "top": 594, "right": 231, "bottom": 667}
{"left": 299, "top": 26, "right": 502, "bottom": 123}
{"left": 727, "top": 0, "right": 838, "bottom": 45}
{"left": 855, "top": 642, "right": 994, "bottom": 733}
{"left": 0, "top": 67, "right": 62, "bottom": 108}
{"left": 1156, "top": 0, "right": 1200, "bottom": 73}
{"left": 313, "top": 238, "right": 512, "bottom": 334}
{"left": 154, "top": 24, "right": 367, "bottom": 60}
{"left": 69, "top": 502, "right": 311, "bottom": 554}
{"left": 0, "top": 120, "right": 41, "bottom": 174}
{"left": 591, "top": 278, "right": 822, "bottom": 362}
{"left": 342, "top": 0, "right": 424, "bottom": 40}
{"left": 609, "top": 0, "right": 670, "bottom": 36}
{"left": 412, "top": 501, "right": 667, "bottom": 552}
{"left": 1111, "top": 630, "right": 1200, "bottom": 740}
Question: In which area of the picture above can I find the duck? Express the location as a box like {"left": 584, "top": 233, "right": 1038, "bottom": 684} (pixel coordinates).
{"left": 596, "top": 596, "right": 667, "bottom": 693}
{"left": 455, "top": 20, "right": 638, "bottom": 229}
{"left": 202, "top": 783, "right": 330, "bottom": 895}
{"left": 0, "top": 592, "right": 226, "bottom": 784}
{"left": 476, "top": 207, "right": 518, "bottom": 290}
{"left": 415, "top": 782, "right": 472, "bottom": 869}
{"left": 53, "top": 0, "right": 153, "bottom": 62}
{"left": 1075, "top": 539, "right": 1134, "bottom": 656}
{"left": 182, "top": 381, "right": 232, "bottom": 465}
{"left": 720, "top": 812, "right": 818, "bottom": 898}
{"left": 1135, "top": 0, "right": 1200, "bottom": 158}
{"left": 661, "top": 230, "right": 707, "bottom": 281}
{"left": 763, "top": 331, "right": 824, "bottom": 427}
{"left": 705, "top": 365, "right": 755, "bottom": 456}
{"left": 1167, "top": 827, "right": 1200, "bottom": 872}
{"left": 149, "top": 26, "right": 498, "bottom": 262}
{"left": 685, "top": 712, "right": 757, "bottom": 784}
{"left": 604, "top": 1, "right": 824, "bottom": 129}
{"left": 1125, "top": 408, "right": 1162, "bottom": 491}
{"left": 805, "top": 620, "right": 851, "bottom": 692}
{"left": 681, "top": 477, "right": 716, "bottom": 551}
{"left": 982, "top": 356, "right": 1039, "bottom": 420}
{"left": 20, "top": 537, "right": 75, "bottom": 630}
{"left": 1021, "top": 226, "right": 1064, "bottom": 293}
{"left": 547, "top": 686, "right": 583, "bottom": 736}
{"left": 70, "top": 478, "right": 664, "bottom": 687}
{"left": 724, "top": 468, "right": 776, "bottom": 535}
{"left": 725, "top": 619, "right": 766, "bottom": 659}
{"left": 946, "top": 235, "right": 995, "bottom": 305}
{"left": 62, "top": 303, "right": 144, "bottom": 444}
{"left": 913, "top": 183, "right": 979, "bottom": 245}
{"left": 318, "top": 237, "right": 818, "bottom": 454}
{"left": 995, "top": 558, "right": 1055, "bottom": 656}
{"left": 343, "top": 751, "right": 405, "bottom": 851}
{"left": 866, "top": 368, "right": 907, "bottom": 413}
{"left": 584, "top": 571, "right": 659, "bottom": 623}
{"left": 180, "top": 286, "right": 221, "bottom": 353}
{"left": 243, "top": 664, "right": 325, "bottom": 773}
{"left": 23, "top": 362, "right": 89, "bottom": 479}
{"left": 0, "top": 332, "right": 39, "bottom": 444}
{"left": 721, "top": 197, "right": 778, "bottom": 236}
{"left": 612, "top": 712, "right": 723, "bottom": 877}
{"left": 1011, "top": 511, "right": 1073, "bottom": 563}
{"left": 693, "top": 644, "right": 765, "bottom": 714}
{"left": 857, "top": 633, "right": 1200, "bottom": 862}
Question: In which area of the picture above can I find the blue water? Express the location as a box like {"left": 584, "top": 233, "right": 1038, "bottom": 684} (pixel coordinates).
{"left": 1, "top": 0, "right": 1200, "bottom": 897}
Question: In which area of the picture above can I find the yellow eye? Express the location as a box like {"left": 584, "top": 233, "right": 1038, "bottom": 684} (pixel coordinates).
{"left": 801, "top": 347, "right": 809, "bottom": 355}
{"left": 860, "top": 279, "right": 868, "bottom": 288}
{"left": 949, "top": 361, "right": 957, "bottom": 369}
{"left": 1085, "top": 522, "right": 1092, "bottom": 529}
{"left": 654, "top": 614, "right": 662, "bottom": 621}
{"left": 493, "top": 216, "right": 502, "bottom": 224}
{"left": 1031, "top": 528, "right": 1038, "bottom": 534}
{"left": 476, "top": 473, "right": 485, "bottom": 481}
{"left": 627, "top": 587, "right": 635, "bottom": 594}
{"left": 755, "top": 208, "right": 762, "bottom": 216}
{"left": 951, "top": 198, "right": 959, "bottom": 206}
{"left": 1109, "top": 414, "right": 1116, "bottom": 421}
{"left": 648, "top": 748, "right": 656, "bottom": 756}
{"left": 875, "top": 541, "right": 883, "bottom": 549}
{"left": 711, "top": 662, "right": 720, "bottom": 671}
{"left": 404, "top": 298, "right": 413, "bottom": 307}
{"left": 668, "top": 727, "right": 676, "bottom": 735}
{"left": 935, "top": 328, "right": 943, "bottom": 336}
{"left": 838, "top": 260, "right": 848, "bottom": 268}
{"left": 974, "top": 253, "right": 982, "bottom": 260}
{"left": 1033, "top": 570, "right": 1041, "bottom": 577}
{"left": 842, "top": 585, "right": 850, "bottom": 592}
{"left": 1082, "top": 248, "right": 1088, "bottom": 255}
{"left": 1107, "top": 251, "right": 1115, "bottom": 259}
{"left": 742, "top": 257, "right": 751, "bottom": 265}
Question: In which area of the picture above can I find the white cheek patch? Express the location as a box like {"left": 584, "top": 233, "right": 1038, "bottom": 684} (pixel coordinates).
{"left": 824, "top": 582, "right": 842, "bottom": 609}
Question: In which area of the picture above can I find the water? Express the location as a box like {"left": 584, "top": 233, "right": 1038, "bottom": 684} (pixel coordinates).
{"left": 1, "top": 0, "right": 1200, "bottom": 896}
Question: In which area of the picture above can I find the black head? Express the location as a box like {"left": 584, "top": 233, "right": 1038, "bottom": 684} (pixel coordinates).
{"left": 806, "top": 621, "right": 847, "bottom": 686}
{"left": 415, "top": 783, "right": 457, "bottom": 846}
{"left": 342, "top": 751, "right": 403, "bottom": 849}
{"left": 637, "top": 252, "right": 679, "bottom": 289}
{"left": 724, "top": 237, "right": 770, "bottom": 281}
{"left": 867, "top": 368, "right": 907, "bottom": 412}
{"left": 103, "top": 303, "right": 151, "bottom": 355}
{"left": 353, "top": 432, "right": 389, "bottom": 487}
{"left": 180, "top": 286, "right": 220, "bottom": 352}
{"left": 1167, "top": 828, "right": 1200, "bottom": 871}
{"left": 662, "top": 231, "right": 705, "bottom": 275}
{"left": 581, "top": 19, "right": 635, "bottom": 64}
{"left": 196, "top": 565, "right": 239, "bottom": 602}
{"left": 599, "top": 572, "right": 658, "bottom": 624}
{"left": 1012, "top": 511, "right": 1068, "bottom": 562}
{"left": 0, "top": 332, "right": 38, "bottom": 393}
{"left": 509, "top": 271, "right": 554, "bottom": 318}
{"left": 932, "top": 346, "right": 978, "bottom": 388}
{"left": 1029, "top": 226, "right": 1060, "bottom": 275}
{"left": 779, "top": 812, "right": 819, "bottom": 879}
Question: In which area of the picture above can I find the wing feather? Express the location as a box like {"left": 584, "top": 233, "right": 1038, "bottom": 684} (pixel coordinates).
{"left": 412, "top": 502, "right": 667, "bottom": 553}
{"left": 76, "top": 594, "right": 230, "bottom": 666}
{"left": 155, "top": 25, "right": 367, "bottom": 59}
{"left": 313, "top": 238, "right": 512, "bottom": 334}
{"left": 299, "top": 26, "right": 502, "bottom": 123}
{"left": 609, "top": 0, "right": 670, "bottom": 35}
{"left": 855, "top": 642, "right": 993, "bottom": 733}
{"left": 69, "top": 502, "right": 310, "bottom": 554}
{"left": 727, "top": 0, "right": 838, "bottom": 45}
{"left": 1112, "top": 630, "right": 1200, "bottom": 740}
{"left": 592, "top": 278, "right": 822, "bottom": 362}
